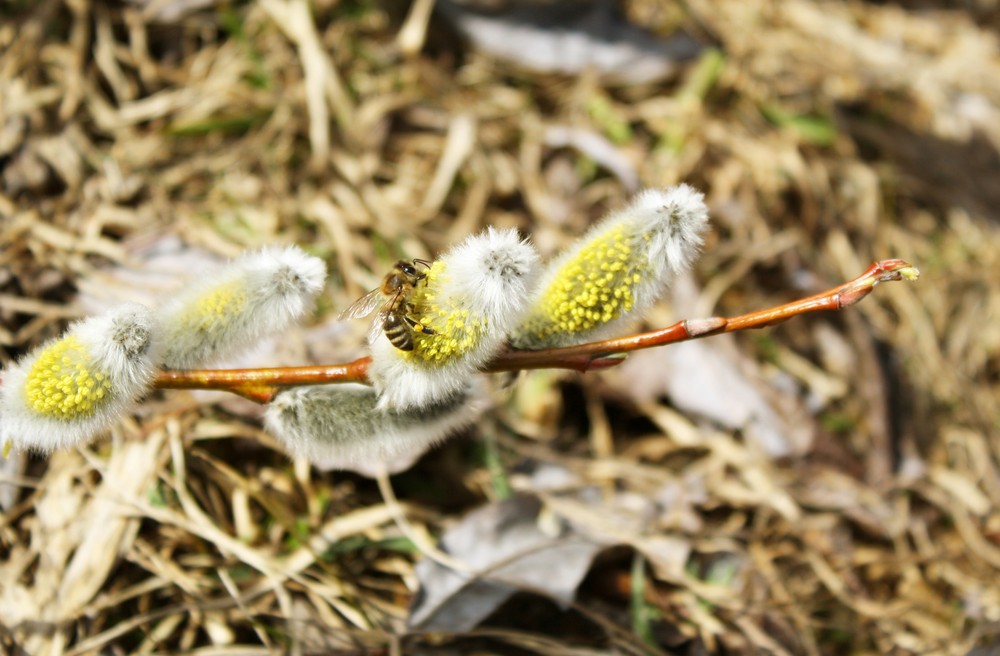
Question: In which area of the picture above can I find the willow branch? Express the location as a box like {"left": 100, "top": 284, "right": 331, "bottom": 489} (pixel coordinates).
{"left": 155, "top": 259, "right": 919, "bottom": 403}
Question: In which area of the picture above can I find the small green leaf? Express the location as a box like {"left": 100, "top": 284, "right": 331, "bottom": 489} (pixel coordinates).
{"left": 631, "top": 553, "right": 659, "bottom": 646}
{"left": 479, "top": 425, "right": 512, "bottom": 501}
{"left": 147, "top": 482, "right": 169, "bottom": 508}
{"left": 761, "top": 104, "right": 838, "bottom": 146}
{"left": 587, "top": 95, "right": 633, "bottom": 145}
{"left": 821, "top": 412, "right": 857, "bottom": 433}
{"left": 678, "top": 48, "right": 725, "bottom": 103}
{"left": 167, "top": 111, "right": 271, "bottom": 137}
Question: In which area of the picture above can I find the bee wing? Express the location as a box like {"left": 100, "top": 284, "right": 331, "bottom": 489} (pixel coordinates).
{"left": 367, "top": 307, "right": 391, "bottom": 343}
{"left": 338, "top": 288, "right": 386, "bottom": 321}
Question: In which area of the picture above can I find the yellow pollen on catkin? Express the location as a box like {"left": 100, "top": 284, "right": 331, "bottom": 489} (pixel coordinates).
{"left": 521, "top": 222, "right": 643, "bottom": 340}
{"left": 397, "top": 261, "right": 488, "bottom": 366}
{"left": 24, "top": 335, "right": 113, "bottom": 420}
{"left": 180, "top": 281, "right": 249, "bottom": 332}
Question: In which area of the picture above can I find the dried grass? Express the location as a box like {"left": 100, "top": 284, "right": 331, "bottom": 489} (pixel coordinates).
{"left": 2, "top": 0, "right": 999, "bottom": 653}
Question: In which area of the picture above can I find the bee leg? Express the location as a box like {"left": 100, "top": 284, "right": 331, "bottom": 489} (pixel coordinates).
{"left": 403, "top": 315, "right": 436, "bottom": 335}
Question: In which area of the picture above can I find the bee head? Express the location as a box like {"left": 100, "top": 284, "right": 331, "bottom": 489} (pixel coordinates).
{"left": 403, "top": 259, "right": 432, "bottom": 281}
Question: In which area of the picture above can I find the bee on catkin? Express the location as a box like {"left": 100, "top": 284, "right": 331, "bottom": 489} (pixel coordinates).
{"left": 511, "top": 184, "right": 709, "bottom": 349}
{"left": 1, "top": 303, "right": 159, "bottom": 453}
{"left": 362, "top": 227, "right": 540, "bottom": 410}
{"left": 339, "top": 258, "right": 436, "bottom": 352}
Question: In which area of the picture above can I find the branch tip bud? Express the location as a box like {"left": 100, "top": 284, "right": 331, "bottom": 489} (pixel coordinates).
{"left": 685, "top": 317, "right": 727, "bottom": 337}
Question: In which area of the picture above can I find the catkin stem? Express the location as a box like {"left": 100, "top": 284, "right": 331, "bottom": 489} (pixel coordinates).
{"left": 154, "top": 259, "right": 918, "bottom": 403}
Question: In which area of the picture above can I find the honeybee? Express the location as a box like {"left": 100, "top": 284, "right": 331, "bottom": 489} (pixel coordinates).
{"left": 339, "top": 259, "right": 437, "bottom": 351}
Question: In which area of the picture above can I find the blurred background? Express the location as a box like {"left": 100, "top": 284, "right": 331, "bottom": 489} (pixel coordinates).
{"left": 1, "top": 0, "right": 998, "bottom": 653}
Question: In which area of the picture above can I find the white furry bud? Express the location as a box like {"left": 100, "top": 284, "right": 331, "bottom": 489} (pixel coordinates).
{"left": 158, "top": 245, "right": 326, "bottom": 369}
{"left": 265, "top": 381, "right": 486, "bottom": 473}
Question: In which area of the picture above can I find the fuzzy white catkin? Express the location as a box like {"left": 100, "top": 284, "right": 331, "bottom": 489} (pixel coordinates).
{"left": 511, "top": 184, "right": 710, "bottom": 349}
{"left": 366, "top": 227, "right": 539, "bottom": 410}
{"left": 158, "top": 245, "right": 327, "bottom": 369}
{"left": 1, "top": 303, "right": 159, "bottom": 452}
{"left": 265, "top": 381, "right": 487, "bottom": 471}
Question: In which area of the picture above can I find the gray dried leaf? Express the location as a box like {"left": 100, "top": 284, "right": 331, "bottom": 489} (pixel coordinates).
{"left": 664, "top": 339, "right": 811, "bottom": 457}
{"left": 409, "top": 495, "right": 603, "bottom": 631}
{"left": 123, "top": 0, "right": 218, "bottom": 22}
{"left": 437, "top": 0, "right": 702, "bottom": 84}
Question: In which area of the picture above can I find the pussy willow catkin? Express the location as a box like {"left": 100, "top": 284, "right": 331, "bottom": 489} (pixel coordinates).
{"left": 158, "top": 245, "right": 326, "bottom": 369}
{"left": 1, "top": 303, "right": 159, "bottom": 452}
{"left": 511, "top": 184, "right": 709, "bottom": 349}
{"left": 265, "top": 380, "right": 486, "bottom": 471}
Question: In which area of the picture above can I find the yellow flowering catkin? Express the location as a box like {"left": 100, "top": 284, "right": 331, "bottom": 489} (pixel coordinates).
{"left": 366, "top": 228, "right": 539, "bottom": 410}
{"left": 24, "top": 335, "right": 112, "bottom": 420}
{"left": 178, "top": 281, "right": 249, "bottom": 334}
{"left": 157, "top": 245, "right": 326, "bottom": 369}
{"left": 404, "top": 262, "right": 490, "bottom": 366}
{"left": 518, "top": 222, "right": 642, "bottom": 341}
{"left": 512, "top": 184, "right": 709, "bottom": 349}
{"left": 1, "top": 303, "right": 159, "bottom": 452}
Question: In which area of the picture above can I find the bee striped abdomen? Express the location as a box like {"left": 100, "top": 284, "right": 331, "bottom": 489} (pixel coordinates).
{"left": 383, "top": 313, "right": 415, "bottom": 351}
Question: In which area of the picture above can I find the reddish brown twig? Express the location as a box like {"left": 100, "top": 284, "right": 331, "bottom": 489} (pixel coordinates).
{"left": 155, "top": 259, "right": 919, "bottom": 403}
